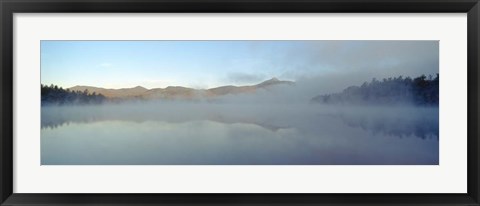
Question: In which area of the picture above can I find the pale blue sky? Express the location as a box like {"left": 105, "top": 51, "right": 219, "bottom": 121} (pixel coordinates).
{"left": 41, "top": 41, "right": 439, "bottom": 89}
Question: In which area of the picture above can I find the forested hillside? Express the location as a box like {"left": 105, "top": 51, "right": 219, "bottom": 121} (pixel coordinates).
{"left": 41, "top": 84, "right": 106, "bottom": 105}
{"left": 311, "top": 74, "right": 439, "bottom": 106}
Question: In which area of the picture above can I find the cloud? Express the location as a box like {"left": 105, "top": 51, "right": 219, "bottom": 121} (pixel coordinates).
{"left": 225, "top": 72, "right": 266, "bottom": 85}
{"left": 281, "top": 41, "right": 439, "bottom": 80}
{"left": 211, "top": 41, "right": 438, "bottom": 94}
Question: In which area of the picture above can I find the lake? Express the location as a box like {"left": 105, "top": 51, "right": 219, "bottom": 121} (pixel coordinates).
{"left": 41, "top": 103, "right": 439, "bottom": 165}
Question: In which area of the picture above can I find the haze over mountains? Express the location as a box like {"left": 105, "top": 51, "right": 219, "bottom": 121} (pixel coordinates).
{"left": 43, "top": 74, "right": 438, "bottom": 106}
{"left": 69, "top": 78, "right": 294, "bottom": 100}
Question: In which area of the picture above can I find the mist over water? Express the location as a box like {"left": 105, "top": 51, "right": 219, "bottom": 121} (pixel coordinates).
{"left": 41, "top": 100, "right": 439, "bottom": 165}
{"left": 40, "top": 40, "right": 440, "bottom": 165}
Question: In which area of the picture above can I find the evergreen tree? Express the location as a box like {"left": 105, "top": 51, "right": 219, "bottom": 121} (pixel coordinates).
{"left": 41, "top": 84, "right": 106, "bottom": 105}
{"left": 312, "top": 74, "right": 439, "bottom": 106}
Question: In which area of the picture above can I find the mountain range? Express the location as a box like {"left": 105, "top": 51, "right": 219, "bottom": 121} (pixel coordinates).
{"left": 69, "top": 78, "right": 294, "bottom": 100}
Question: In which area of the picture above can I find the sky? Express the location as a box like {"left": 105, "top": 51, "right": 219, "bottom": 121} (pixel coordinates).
{"left": 41, "top": 40, "right": 439, "bottom": 89}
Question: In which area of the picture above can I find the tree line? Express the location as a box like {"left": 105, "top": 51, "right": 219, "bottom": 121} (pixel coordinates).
{"left": 41, "top": 84, "right": 106, "bottom": 105}
{"left": 311, "top": 74, "right": 439, "bottom": 106}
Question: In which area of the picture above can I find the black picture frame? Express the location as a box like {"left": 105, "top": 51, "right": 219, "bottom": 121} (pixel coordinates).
{"left": 1, "top": 0, "right": 479, "bottom": 205}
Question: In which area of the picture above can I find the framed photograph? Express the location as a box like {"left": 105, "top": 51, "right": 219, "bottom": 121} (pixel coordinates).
{"left": 1, "top": 0, "right": 479, "bottom": 205}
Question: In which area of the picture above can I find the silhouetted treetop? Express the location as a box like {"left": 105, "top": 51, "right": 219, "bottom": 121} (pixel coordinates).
{"left": 41, "top": 84, "right": 106, "bottom": 106}
{"left": 311, "top": 74, "right": 439, "bottom": 106}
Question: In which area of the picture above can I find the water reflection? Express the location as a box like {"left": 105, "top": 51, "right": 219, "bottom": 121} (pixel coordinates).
{"left": 41, "top": 114, "right": 291, "bottom": 132}
{"left": 333, "top": 109, "right": 439, "bottom": 140}
{"left": 41, "top": 103, "right": 439, "bottom": 165}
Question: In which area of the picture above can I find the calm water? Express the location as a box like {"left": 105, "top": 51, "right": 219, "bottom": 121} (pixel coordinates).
{"left": 41, "top": 103, "right": 439, "bottom": 165}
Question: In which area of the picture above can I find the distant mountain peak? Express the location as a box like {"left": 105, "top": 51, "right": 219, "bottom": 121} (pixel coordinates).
{"left": 270, "top": 77, "right": 279, "bottom": 81}
{"left": 70, "top": 85, "right": 102, "bottom": 91}
{"left": 262, "top": 77, "right": 280, "bottom": 83}
{"left": 133, "top": 86, "right": 146, "bottom": 90}
{"left": 68, "top": 77, "right": 294, "bottom": 100}
{"left": 256, "top": 77, "right": 294, "bottom": 88}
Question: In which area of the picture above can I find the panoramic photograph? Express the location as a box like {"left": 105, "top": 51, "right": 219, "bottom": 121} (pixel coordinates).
{"left": 41, "top": 40, "right": 439, "bottom": 165}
